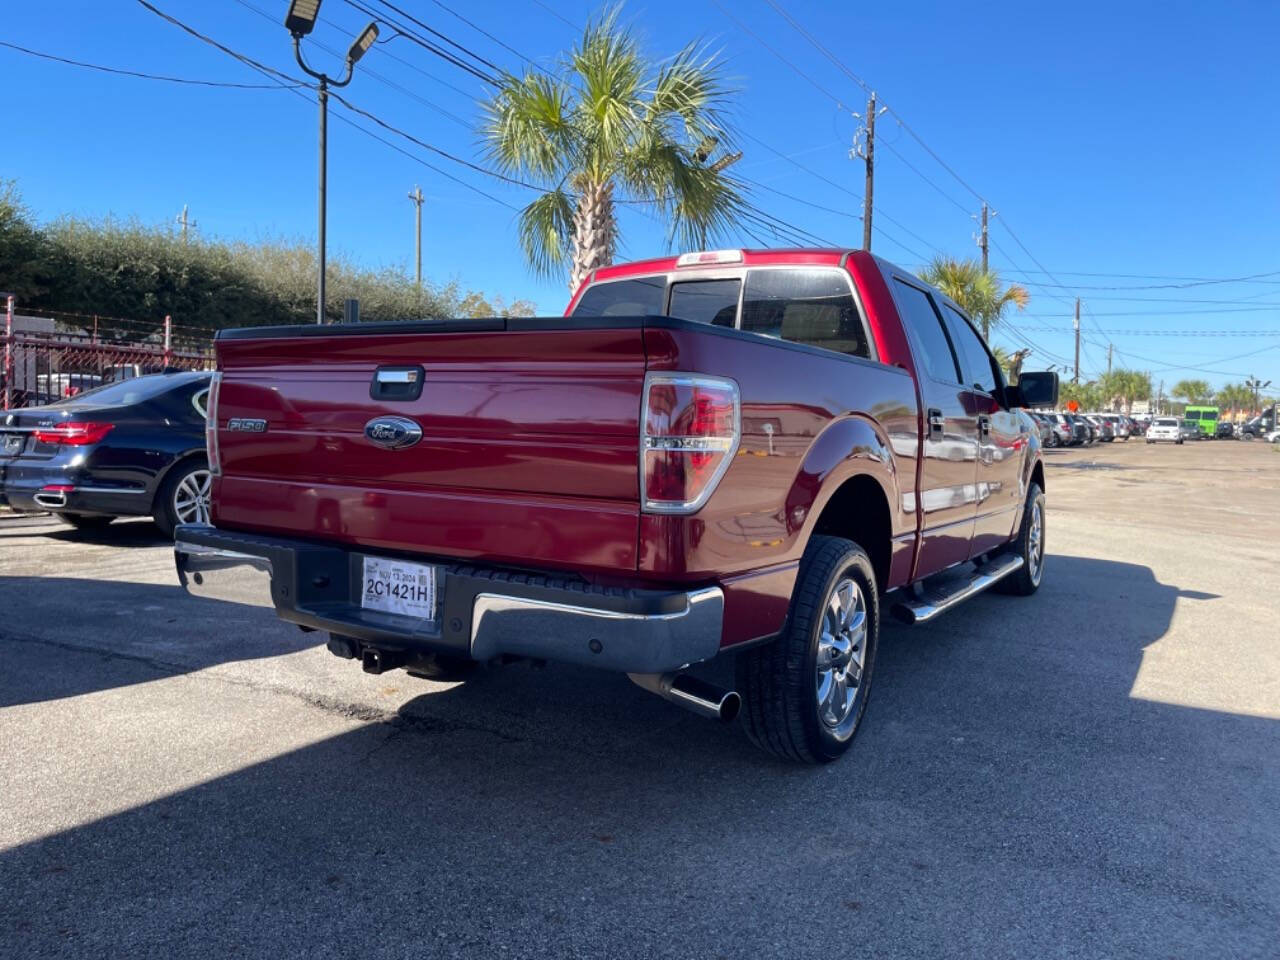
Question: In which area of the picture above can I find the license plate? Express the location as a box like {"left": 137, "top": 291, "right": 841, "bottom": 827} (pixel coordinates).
{"left": 360, "top": 555, "right": 437, "bottom": 621}
{"left": 1, "top": 434, "right": 21, "bottom": 456}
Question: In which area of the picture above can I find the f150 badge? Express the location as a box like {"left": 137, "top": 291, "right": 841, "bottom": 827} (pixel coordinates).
{"left": 364, "top": 416, "right": 423, "bottom": 450}
{"left": 227, "top": 418, "right": 268, "bottom": 433}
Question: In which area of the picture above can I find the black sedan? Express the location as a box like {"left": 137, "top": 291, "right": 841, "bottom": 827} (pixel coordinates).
{"left": 0, "top": 371, "right": 212, "bottom": 536}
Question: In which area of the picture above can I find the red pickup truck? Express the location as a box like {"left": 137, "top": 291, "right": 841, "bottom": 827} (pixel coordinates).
{"left": 176, "top": 248, "right": 1057, "bottom": 763}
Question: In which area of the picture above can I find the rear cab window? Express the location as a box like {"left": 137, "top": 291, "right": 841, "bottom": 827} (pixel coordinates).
{"left": 571, "top": 277, "right": 666, "bottom": 317}
{"left": 572, "top": 264, "right": 876, "bottom": 361}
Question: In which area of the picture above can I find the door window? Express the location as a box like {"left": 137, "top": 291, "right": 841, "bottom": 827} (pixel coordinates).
{"left": 741, "top": 269, "right": 872, "bottom": 359}
{"left": 893, "top": 279, "right": 961, "bottom": 383}
{"left": 667, "top": 279, "right": 741, "bottom": 327}
{"left": 940, "top": 305, "right": 999, "bottom": 394}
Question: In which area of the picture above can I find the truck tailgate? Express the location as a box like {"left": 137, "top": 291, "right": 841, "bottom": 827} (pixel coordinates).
{"left": 213, "top": 321, "right": 645, "bottom": 574}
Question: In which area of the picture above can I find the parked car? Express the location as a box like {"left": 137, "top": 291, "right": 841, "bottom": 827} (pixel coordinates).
{"left": 1266, "top": 428, "right": 1280, "bottom": 444}
{"left": 1043, "top": 413, "right": 1073, "bottom": 447}
{"left": 1085, "top": 414, "right": 1115, "bottom": 441}
{"left": 1179, "top": 419, "right": 1201, "bottom": 442}
{"left": 1073, "top": 414, "right": 1097, "bottom": 444}
{"left": 1239, "top": 405, "right": 1277, "bottom": 439}
{"left": 1106, "top": 414, "right": 1132, "bottom": 440}
{"left": 0, "top": 371, "right": 212, "bottom": 534}
{"left": 1216, "top": 421, "right": 1235, "bottom": 439}
{"left": 1027, "top": 411, "right": 1053, "bottom": 447}
{"left": 1126, "top": 415, "right": 1145, "bottom": 437}
{"left": 1146, "top": 417, "right": 1183, "bottom": 444}
{"left": 103, "top": 362, "right": 169, "bottom": 383}
{"left": 174, "top": 247, "right": 1058, "bottom": 764}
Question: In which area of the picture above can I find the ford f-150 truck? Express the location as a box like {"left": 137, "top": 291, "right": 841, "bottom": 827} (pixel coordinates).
{"left": 175, "top": 248, "right": 1057, "bottom": 763}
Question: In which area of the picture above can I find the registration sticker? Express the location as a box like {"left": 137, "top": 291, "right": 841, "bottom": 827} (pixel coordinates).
{"left": 360, "top": 555, "right": 437, "bottom": 621}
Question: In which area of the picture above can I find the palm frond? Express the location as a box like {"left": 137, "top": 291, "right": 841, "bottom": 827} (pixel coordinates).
{"left": 648, "top": 41, "right": 735, "bottom": 147}
{"left": 516, "top": 189, "right": 575, "bottom": 280}
{"left": 481, "top": 71, "right": 575, "bottom": 182}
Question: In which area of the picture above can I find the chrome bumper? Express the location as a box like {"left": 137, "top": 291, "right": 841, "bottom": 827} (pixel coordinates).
{"left": 174, "top": 527, "right": 723, "bottom": 675}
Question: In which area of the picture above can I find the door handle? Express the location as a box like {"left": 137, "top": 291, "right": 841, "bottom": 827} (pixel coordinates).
{"left": 927, "top": 407, "right": 945, "bottom": 439}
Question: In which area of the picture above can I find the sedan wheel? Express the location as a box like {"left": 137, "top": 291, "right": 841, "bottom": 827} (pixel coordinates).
{"left": 154, "top": 458, "right": 212, "bottom": 537}
{"left": 174, "top": 468, "right": 212, "bottom": 525}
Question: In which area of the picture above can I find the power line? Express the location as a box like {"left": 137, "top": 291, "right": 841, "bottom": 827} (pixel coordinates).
{"left": 530, "top": 0, "right": 579, "bottom": 30}
{"left": 341, "top": 0, "right": 500, "bottom": 86}
{"left": 991, "top": 267, "right": 1280, "bottom": 288}
{"left": 136, "top": 0, "right": 522, "bottom": 211}
{"left": 231, "top": 0, "right": 469, "bottom": 127}
{"left": 424, "top": 0, "right": 549, "bottom": 74}
{"left": 0, "top": 38, "right": 302, "bottom": 88}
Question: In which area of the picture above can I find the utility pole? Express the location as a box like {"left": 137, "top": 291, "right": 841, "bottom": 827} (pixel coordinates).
{"left": 1107, "top": 342, "right": 1113, "bottom": 375}
{"left": 1073, "top": 297, "right": 1081, "bottom": 384}
{"left": 978, "top": 202, "right": 989, "bottom": 272}
{"left": 851, "top": 92, "right": 879, "bottom": 251}
{"left": 175, "top": 205, "right": 196, "bottom": 244}
{"left": 408, "top": 185, "right": 425, "bottom": 286}
{"left": 1157, "top": 379, "right": 1164, "bottom": 415}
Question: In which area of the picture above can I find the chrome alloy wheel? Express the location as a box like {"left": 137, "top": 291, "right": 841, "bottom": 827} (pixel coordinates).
{"left": 815, "top": 577, "right": 867, "bottom": 735}
{"left": 174, "top": 468, "right": 212, "bottom": 525}
{"left": 1027, "top": 499, "right": 1045, "bottom": 586}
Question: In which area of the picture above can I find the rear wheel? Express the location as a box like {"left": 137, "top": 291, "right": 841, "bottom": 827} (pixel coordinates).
{"left": 738, "top": 536, "right": 879, "bottom": 764}
{"left": 154, "top": 458, "right": 211, "bottom": 537}
{"left": 60, "top": 513, "right": 115, "bottom": 530}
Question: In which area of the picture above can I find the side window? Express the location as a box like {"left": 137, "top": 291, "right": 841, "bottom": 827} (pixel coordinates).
{"left": 741, "top": 269, "right": 872, "bottom": 359}
{"left": 940, "top": 305, "right": 999, "bottom": 394}
{"left": 572, "top": 276, "right": 666, "bottom": 318}
{"left": 667, "top": 279, "right": 741, "bottom": 327}
{"left": 892, "top": 279, "right": 961, "bottom": 383}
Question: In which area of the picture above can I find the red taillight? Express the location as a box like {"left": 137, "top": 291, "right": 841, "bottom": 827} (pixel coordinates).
{"left": 33, "top": 422, "right": 114, "bottom": 445}
{"left": 206, "top": 371, "right": 222, "bottom": 476}
{"left": 641, "top": 373, "right": 739, "bottom": 513}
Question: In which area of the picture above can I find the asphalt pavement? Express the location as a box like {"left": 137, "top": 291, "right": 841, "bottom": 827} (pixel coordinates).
{"left": 2, "top": 438, "right": 1278, "bottom": 959}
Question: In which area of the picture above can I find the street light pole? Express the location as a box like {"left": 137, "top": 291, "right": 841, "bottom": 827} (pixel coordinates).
{"left": 287, "top": 2, "right": 378, "bottom": 324}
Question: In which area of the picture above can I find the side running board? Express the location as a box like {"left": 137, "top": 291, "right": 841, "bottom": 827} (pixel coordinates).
{"left": 891, "top": 553, "right": 1025, "bottom": 625}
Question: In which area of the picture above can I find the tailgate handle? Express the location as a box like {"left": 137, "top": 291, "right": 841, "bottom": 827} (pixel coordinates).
{"left": 370, "top": 365, "right": 425, "bottom": 401}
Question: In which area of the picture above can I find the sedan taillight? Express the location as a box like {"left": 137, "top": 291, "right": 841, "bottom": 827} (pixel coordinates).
{"left": 641, "top": 373, "right": 739, "bottom": 514}
{"left": 32, "top": 422, "right": 114, "bottom": 446}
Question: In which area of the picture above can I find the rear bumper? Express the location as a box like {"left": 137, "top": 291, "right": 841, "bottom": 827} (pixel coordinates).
{"left": 174, "top": 525, "right": 724, "bottom": 675}
{"left": 0, "top": 460, "right": 150, "bottom": 515}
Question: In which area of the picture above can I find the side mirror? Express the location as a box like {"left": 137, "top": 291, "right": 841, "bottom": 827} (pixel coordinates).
{"left": 1007, "top": 371, "right": 1059, "bottom": 409}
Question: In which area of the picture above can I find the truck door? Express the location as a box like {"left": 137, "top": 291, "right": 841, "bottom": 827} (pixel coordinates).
{"left": 937, "top": 304, "right": 1025, "bottom": 558}
{"left": 889, "top": 277, "right": 979, "bottom": 578}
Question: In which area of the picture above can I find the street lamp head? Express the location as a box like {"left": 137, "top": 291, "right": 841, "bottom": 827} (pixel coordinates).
{"left": 285, "top": 0, "right": 323, "bottom": 37}
{"left": 348, "top": 22, "right": 379, "bottom": 64}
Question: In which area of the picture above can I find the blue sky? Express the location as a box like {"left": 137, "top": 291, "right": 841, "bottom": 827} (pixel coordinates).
{"left": 3, "top": 0, "right": 1278, "bottom": 391}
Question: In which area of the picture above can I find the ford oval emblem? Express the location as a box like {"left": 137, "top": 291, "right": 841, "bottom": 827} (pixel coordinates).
{"left": 364, "top": 416, "right": 423, "bottom": 450}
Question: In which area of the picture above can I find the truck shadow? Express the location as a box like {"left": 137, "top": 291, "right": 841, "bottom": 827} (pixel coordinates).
{"left": 1, "top": 555, "right": 1276, "bottom": 956}
{"left": 0, "top": 576, "right": 317, "bottom": 708}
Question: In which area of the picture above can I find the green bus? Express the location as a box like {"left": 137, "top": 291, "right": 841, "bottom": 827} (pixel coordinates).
{"left": 1184, "top": 405, "right": 1219, "bottom": 438}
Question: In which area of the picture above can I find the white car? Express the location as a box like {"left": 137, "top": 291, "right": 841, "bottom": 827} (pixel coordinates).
{"left": 1265, "top": 428, "right": 1280, "bottom": 444}
{"left": 1146, "top": 417, "right": 1183, "bottom": 444}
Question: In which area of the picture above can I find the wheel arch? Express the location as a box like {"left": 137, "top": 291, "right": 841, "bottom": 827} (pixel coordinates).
{"left": 151, "top": 448, "right": 208, "bottom": 510}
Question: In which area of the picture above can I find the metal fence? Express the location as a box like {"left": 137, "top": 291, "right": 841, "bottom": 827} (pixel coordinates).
{"left": 2, "top": 297, "right": 213, "bottom": 409}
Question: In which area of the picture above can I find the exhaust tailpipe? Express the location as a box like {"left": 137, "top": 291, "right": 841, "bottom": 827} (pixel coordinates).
{"left": 34, "top": 491, "right": 68, "bottom": 509}
{"left": 628, "top": 672, "right": 741, "bottom": 723}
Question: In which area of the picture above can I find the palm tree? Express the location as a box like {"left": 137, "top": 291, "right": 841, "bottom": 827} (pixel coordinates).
{"left": 481, "top": 9, "right": 746, "bottom": 290}
{"left": 1171, "top": 378, "right": 1213, "bottom": 406}
{"left": 918, "top": 255, "right": 1030, "bottom": 339}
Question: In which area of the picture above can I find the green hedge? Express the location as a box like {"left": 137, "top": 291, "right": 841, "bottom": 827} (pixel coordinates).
{"left": 0, "top": 181, "right": 533, "bottom": 336}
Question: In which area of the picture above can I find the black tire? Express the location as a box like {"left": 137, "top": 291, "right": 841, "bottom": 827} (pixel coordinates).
{"left": 59, "top": 513, "right": 115, "bottom": 530}
{"left": 1177, "top": 439, "right": 1184, "bottom": 445}
{"left": 737, "top": 536, "right": 879, "bottom": 764}
{"left": 153, "top": 457, "right": 211, "bottom": 538}
{"left": 997, "top": 482, "right": 1045, "bottom": 597}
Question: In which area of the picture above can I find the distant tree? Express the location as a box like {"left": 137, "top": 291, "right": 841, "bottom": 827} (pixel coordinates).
{"left": 481, "top": 8, "right": 747, "bottom": 290}
{"left": 1058, "top": 379, "right": 1103, "bottom": 411}
{"left": 1098, "top": 368, "right": 1152, "bottom": 413}
{"left": 918, "top": 256, "right": 1029, "bottom": 339}
{"left": 0, "top": 179, "right": 49, "bottom": 300}
{"left": 1171, "top": 378, "right": 1214, "bottom": 405}
{"left": 1215, "top": 382, "right": 1253, "bottom": 414}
